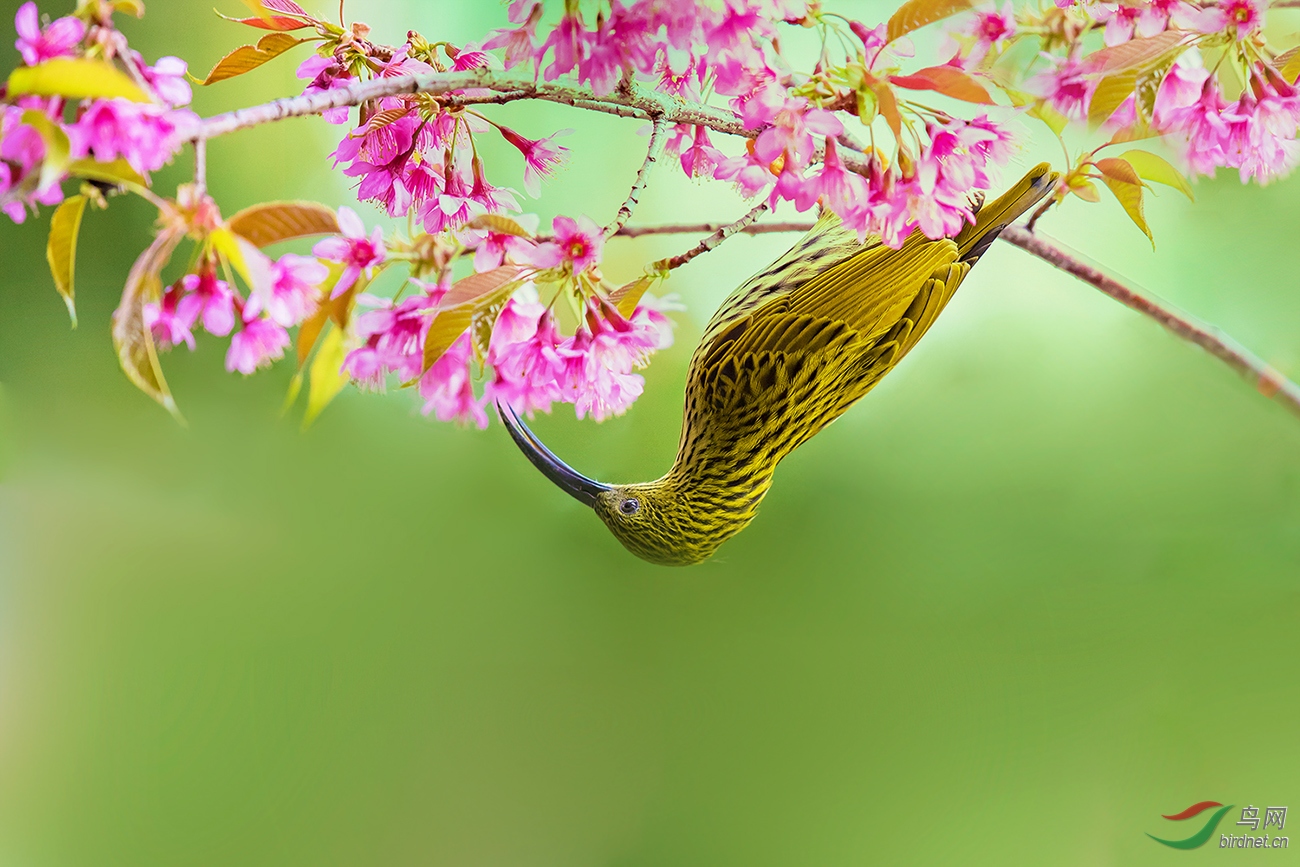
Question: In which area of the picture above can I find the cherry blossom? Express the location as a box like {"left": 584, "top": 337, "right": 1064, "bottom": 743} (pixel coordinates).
{"left": 313, "top": 207, "right": 386, "bottom": 298}
{"left": 13, "top": 2, "right": 83, "bottom": 66}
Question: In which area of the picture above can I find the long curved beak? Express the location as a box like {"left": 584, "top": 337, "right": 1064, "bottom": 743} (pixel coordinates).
{"left": 496, "top": 401, "right": 611, "bottom": 507}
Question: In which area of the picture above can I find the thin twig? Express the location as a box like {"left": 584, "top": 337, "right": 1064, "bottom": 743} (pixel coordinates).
{"left": 616, "top": 220, "right": 814, "bottom": 238}
{"left": 193, "top": 137, "right": 207, "bottom": 194}
{"left": 651, "top": 203, "right": 771, "bottom": 272}
{"left": 1001, "top": 227, "right": 1300, "bottom": 417}
{"left": 606, "top": 117, "right": 670, "bottom": 238}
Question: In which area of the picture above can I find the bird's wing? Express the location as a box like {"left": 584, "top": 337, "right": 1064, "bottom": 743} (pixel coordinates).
{"left": 675, "top": 237, "right": 970, "bottom": 469}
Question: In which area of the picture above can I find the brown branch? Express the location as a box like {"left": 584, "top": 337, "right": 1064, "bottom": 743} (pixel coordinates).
{"left": 618, "top": 220, "right": 1300, "bottom": 417}
{"left": 606, "top": 117, "right": 669, "bottom": 238}
{"left": 650, "top": 203, "right": 771, "bottom": 272}
{"left": 1000, "top": 227, "right": 1300, "bottom": 417}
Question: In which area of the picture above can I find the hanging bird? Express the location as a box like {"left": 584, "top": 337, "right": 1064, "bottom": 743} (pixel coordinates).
{"left": 500, "top": 162, "right": 1059, "bottom": 566}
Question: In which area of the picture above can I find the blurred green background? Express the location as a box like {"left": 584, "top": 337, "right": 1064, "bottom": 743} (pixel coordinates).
{"left": 2, "top": 1, "right": 1299, "bottom": 865}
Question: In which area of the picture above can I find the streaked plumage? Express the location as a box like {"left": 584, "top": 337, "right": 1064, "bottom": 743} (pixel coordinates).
{"left": 501, "top": 163, "right": 1059, "bottom": 565}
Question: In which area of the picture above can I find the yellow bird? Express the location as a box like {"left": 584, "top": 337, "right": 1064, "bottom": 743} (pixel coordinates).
{"left": 500, "top": 163, "right": 1058, "bottom": 565}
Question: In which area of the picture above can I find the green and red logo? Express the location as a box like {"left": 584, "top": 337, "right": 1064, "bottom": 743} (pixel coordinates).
{"left": 1148, "top": 801, "right": 1234, "bottom": 849}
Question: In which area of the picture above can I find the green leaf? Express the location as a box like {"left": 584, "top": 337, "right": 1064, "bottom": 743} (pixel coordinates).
{"left": 1095, "top": 157, "right": 1153, "bottom": 246}
{"left": 1120, "top": 149, "right": 1194, "bottom": 200}
{"left": 202, "top": 32, "right": 304, "bottom": 85}
{"left": 111, "top": 228, "right": 186, "bottom": 419}
{"left": 20, "top": 110, "right": 71, "bottom": 192}
{"left": 226, "top": 201, "right": 340, "bottom": 247}
{"left": 610, "top": 274, "right": 657, "bottom": 318}
{"left": 1088, "top": 69, "right": 1138, "bottom": 129}
{"left": 67, "top": 157, "right": 146, "bottom": 188}
{"left": 46, "top": 195, "right": 87, "bottom": 326}
{"left": 422, "top": 266, "right": 525, "bottom": 373}
{"left": 302, "top": 325, "right": 350, "bottom": 428}
{"left": 8, "top": 58, "right": 150, "bottom": 103}
{"left": 1085, "top": 31, "right": 1186, "bottom": 74}
{"left": 886, "top": 0, "right": 973, "bottom": 42}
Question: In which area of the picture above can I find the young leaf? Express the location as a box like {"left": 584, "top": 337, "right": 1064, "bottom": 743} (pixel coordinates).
{"left": 20, "top": 110, "right": 71, "bottom": 191}
{"left": 871, "top": 79, "right": 903, "bottom": 138}
{"left": 1085, "top": 31, "right": 1185, "bottom": 74}
{"left": 1069, "top": 179, "right": 1102, "bottom": 202}
{"left": 1277, "top": 47, "right": 1300, "bottom": 85}
{"left": 886, "top": 0, "right": 973, "bottom": 42}
{"left": 202, "top": 33, "right": 304, "bottom": 85}
{"left": 1087, "top": 69, "right": 1138, "bottom": 129}
{"left": 67, "top": 157, "right": 146, "bottom": 188}
{"left": 1095, "top": 157, "right": 1153, "bottom": 246}
{"left": 303, "top": 326, "right": 350, "bottom": 428}
{"left": 259, "top": 0, "right": 309, "bottom": 14}
{"left": 422, "top": 266, "right": 525, "bottom": 372}
{"left": 610, "top": 274, "right": 657, "bottom": 318}
{"left": 46, "top": 195, "right": 86, "bottom": 326}
{"left": 217, "top": 12, "right": 309, "bottom": 30}
{"left": 8, "top": 58, "right": 150, "bottom": 103}
{"left": 1005, "top": 88, "right": 1068, "bottom": 135}
{"left": 889, "top": 65, "right": 994, "bottom": 104}
{"left": 466, "top": 214, "right": 532, "bottom": 238}
{"left": 111, "top": 228, "right": 186, "bottom": 419}
{"left": 1120, "top": 149, "right": 1194, "bottom": 200}
{"left": 227, "top": 201, "right": 341, "bottom": 247}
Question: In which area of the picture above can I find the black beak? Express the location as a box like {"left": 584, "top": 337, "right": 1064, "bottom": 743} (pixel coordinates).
{"left": 497, "top": 401, "right": 611, "bottom": 508}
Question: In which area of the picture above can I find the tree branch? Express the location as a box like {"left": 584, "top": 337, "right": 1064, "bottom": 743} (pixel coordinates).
{"left": 194, "top": 70, "right": 875, "bottom": 173}
{"left": 617, "top": 219, "right": 1300, "bottom": 417}
{"left": 606, "top": 117, "right": 669, "bottom": 238}
{"left": 999, "top": 227, "right": 1300, "bottom": 417}
{"left": 650, "top": 203, "right": 771, "bottom": 272}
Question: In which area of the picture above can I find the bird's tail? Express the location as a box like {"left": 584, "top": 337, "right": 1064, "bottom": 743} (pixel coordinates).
{"left": 954, "top": 162, "right": 1059, "bottom": 263}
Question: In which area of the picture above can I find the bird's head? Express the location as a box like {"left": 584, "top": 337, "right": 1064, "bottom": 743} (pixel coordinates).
{"left": 497, "top": 402, "right": 725, "bottom": 566}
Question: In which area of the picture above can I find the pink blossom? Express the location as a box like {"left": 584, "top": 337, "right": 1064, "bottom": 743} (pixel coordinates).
{"left": 1210, "top": 0, "right": 1264, "bottom": 34}
{"left": 1029, "top": 55, "right": 1095, "bottom": 120}
{"left": 794, "top": 137, "right": 867, "bottom": 214}
{"left": 678, "top": 125, "right": 725, "bottom": 179}
{"left": 714, "top": 145, "right": 777, "bottom": 198}
{"left": 499, "top": 126, "right": 572, "bottom": 197}
{"left": 14, "top": 2, "right": 84, "bottom": 67}
{"left": 558, "top": 301, "right": 663, "bottom": 422}
{"left": 1153, "top": 54, "right": 1211, "bottom": 130}
{"left": 483, "top": 3, "right": 543, "bottom": 70}
{"left": 1164, "top": 79, "right": 1233, "bottom": 176}
{"left": 297, "top": 55, "right": 354, "bottom": 124}
{"left": 143, "top": 288, "right": 196, "bottom": 351}
{"left": 467, "top": 158, "right": 521, "bottom": 216}
{"left": 140, "top": 55, "right": 192, "bottom": 107}
{"left": 1094, "top": 3, "right": 1141, "bottom": 45}
{"left": 69, "top": 99, "right": 198, "bottom": 175}
{"left": 226, "top": 316, "right": 290, "bottom": 375}
{"left": 956, "top": 2, "right": 1015, "bottom": 63}
{"left": 313, "top": 207, "right": 386, "bottom": 298}
{"left": 419, "top": 332, "right": 488, "bottom": 428}
{"left": 1229, "top": 81, "right": 1300, "bottom": 184}
{"left": 486, "top": 296, "right": 566, "bottom": 415}
{"left": 538, "top": 11, "right": 585, "bottom": 81}
{"left": 343, "top": 288, "right": 440, "bottom": 389}
{"left": 245, "top": 254, "right": 327, "bottom": 327}
{"left": 0, "top": 105, "right": 63, "bottom": 222}
{"left": 449, "top": 41, "right": 494, "bottom": 71}
{"left": 528, "top": 214, "right": 604, "bottom": 272}
{"left": 460, "top": 213, "right": 540, "bottom": 271}
{"left": 754, "top": 98, "right": 843, "bottom": 168}
{"left": 420, "top": 164, "right": 474, "bottom": 233}
{"left": 176, "top": 271, "right": 237, "bottom": 337}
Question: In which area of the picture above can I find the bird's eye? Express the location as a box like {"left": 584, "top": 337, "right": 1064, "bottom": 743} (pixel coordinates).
{"left": 619, "top": 497, "right": 641, "bottom": 516}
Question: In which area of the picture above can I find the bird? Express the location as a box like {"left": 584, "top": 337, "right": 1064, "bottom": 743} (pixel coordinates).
{"left": 499, "top": 162, "right": 1059, "bottom": 566}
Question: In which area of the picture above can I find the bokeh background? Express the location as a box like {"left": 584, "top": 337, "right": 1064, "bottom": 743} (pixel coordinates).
{"left": 2, "top": 1, "right": 1299, "bottom": 864}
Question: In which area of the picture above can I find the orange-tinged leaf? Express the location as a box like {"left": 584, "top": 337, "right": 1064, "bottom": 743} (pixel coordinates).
{"left": 67, "top": 157, "right": 146, "bottom": 188}
{"left": 302, "top": 325, "right": 350, "bottom": 428}
{"left": 227, "top": 200, "right": 340, "bottom": 247}
{"left": 871, "top": 80, "right": 903, "bottom": 138}
{"left": 1120, "top": 149, "right": 1193, "bottom": 200}
{"left": 889, "top": 65, "right": 994, "bottom": 104}
{"left": 217, "top": 12, "right": 309, "bottom": 30}
{"left": 111, "top": 228, "right": 185, "bottom": 419}
{"left": 1095, "top": 158, "right": 1153, "bottom": 246}
{"left": 1088, "top": 69, "right": 1138, "bottom": 129}
{"left": 1085, "top": 31, "right": 1185, "bottom": 73}
{"left": 1107, "top": 120, "right": 1159, "bottom": 144}
{"left": 886, "top": 0, "right": 973, "bottom": 42}
{"left": 422, "top": 266, "right": 525, "bottom": 372}
{"left": 202, "top": 32, "right": 304, "bottom": 85}
{"left": 363, "top": 108, "right": 411, "bottom": 132}
{"left": 8, "top": 58, "right": 150, "bottom": 103}
{"left": 46, "top": 195, "right": 86, "bottom": 326}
